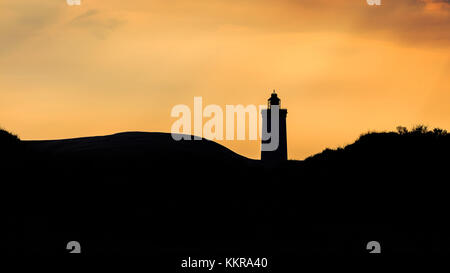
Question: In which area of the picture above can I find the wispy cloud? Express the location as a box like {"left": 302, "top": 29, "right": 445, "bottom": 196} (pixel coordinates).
{"left": 0, "top": 0, "right": 62, "bottom": 54}
{"left": 68, "top": 9, "right": 124, "bottom": 39}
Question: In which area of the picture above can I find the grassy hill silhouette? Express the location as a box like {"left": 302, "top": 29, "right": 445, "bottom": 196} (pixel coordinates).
{"left": 2, "top": 126, "right": 450, "bottom": 255}
{"left": 25, "top": 132, "right": 249, "bottom": 160}
{"left": 307, "top": 125, "right": 449, "bottom": 164}
{"left": 25, "top": 132, "right": 253, "bottom": 173}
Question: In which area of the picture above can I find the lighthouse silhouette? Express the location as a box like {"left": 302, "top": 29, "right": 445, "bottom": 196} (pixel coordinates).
{"left": 261, "top": 90, "right": 288, "bottom": 161}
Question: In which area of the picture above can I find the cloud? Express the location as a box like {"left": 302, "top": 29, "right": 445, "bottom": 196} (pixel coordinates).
{"left": 68, "top": 9, "right": 124, "bottom": 39}
{"left": 353, "top": 0, "right": 450, "bottom": 46}
{"left": 129, "top": 0, "right": 450, "bottom": 47}
{"left": 0, "top": 1, "right": 124, "bottom": 55}
{"left": 248, "top": 0, "right": 450, "bottom": 47}
{"left": 0, "top": 0, "right": 62, "bottom": 54}
{"left": 70, "top": 9, "right": 100, "bottom": 23}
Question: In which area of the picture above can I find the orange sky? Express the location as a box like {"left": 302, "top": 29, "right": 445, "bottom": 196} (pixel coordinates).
{"left": 1, "top": 0, "right": 449, "bottom": 159}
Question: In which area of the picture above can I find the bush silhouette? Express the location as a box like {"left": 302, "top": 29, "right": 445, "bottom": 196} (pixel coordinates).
{"left": 0, "top": 128, "right": 20, "bottom": 151}
{"left": 397, "top": 125, "right": 448, "bottom": 136}
{"left": 0, "top": 128, "right": 19, "bottom": 141}
{"left": 306, "top": 125, "right": 450, "bottom": 168}
{"left": 0, "top": 128, "right": 22, "bottom": 168}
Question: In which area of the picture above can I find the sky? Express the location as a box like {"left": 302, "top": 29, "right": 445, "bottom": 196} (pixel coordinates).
{"left": 1, "top": 0, "right": 449, "bottom": 159}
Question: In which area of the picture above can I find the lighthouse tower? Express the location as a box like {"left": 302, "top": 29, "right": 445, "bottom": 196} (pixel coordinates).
{"left": 261, "top": 90, "right": 288, "bottom": 161}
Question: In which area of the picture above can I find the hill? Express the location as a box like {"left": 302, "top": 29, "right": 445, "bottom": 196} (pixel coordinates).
{"left": 25, "top": 132, "right": 250, "bottom": 162}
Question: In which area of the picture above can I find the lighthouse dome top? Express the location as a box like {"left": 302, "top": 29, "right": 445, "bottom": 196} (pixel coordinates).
{"left": 268, "top": 90, "right": 280, "bottom": 108}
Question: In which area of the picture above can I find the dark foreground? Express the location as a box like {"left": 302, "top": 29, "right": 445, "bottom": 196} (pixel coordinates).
{"left": 3, "top": 130, "right": 450, "bottom": 263}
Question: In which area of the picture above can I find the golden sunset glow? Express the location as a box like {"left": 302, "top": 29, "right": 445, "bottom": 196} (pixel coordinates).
{"left": 1, "top": 0, "right": 449, "bottom": 159}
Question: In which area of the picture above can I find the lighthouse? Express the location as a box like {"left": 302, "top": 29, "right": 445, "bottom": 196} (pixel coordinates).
{"left": 261, "top": 90, "right": 288, "bottom": 161}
